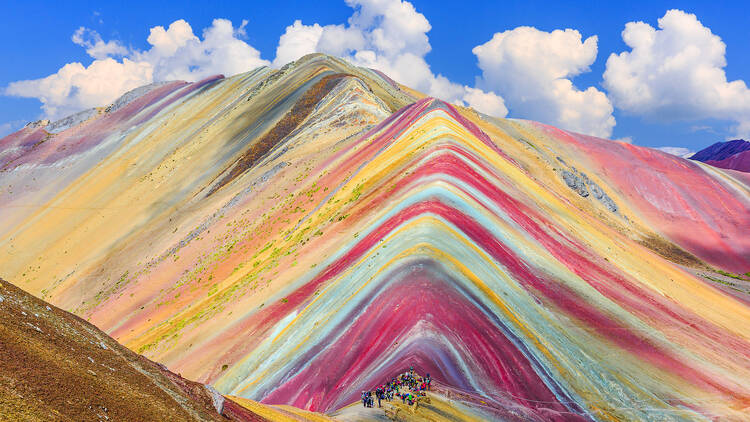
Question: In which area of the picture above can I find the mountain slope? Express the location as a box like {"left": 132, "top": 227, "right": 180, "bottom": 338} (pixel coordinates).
{"left": 0, "top": 277, "right": 268, "bottom": 422}
{"left": 707, "top": 149, "right": 750, "bottom": 173}
{"left": 1, "top": 54, "right": 750, "bottom": 420}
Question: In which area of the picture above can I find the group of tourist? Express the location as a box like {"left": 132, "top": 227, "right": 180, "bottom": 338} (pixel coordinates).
{"left": 360, "top": 367, "right": 432, "bottom": 408}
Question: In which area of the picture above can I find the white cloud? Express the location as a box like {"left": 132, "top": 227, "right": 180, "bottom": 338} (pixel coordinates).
{"left": 135, "top": 19, "right": 268, "bottom": 82}
{"left": 5, "top": 59, "right": 153, "bottom": 119}
{"left": 472, "top": 27, "right": 615, "bottom": 138}
{"left": 615, "top": 136, "right": 633, "bottom": 144}
{"left": 4, "top": 3, "right": 631, "bottom": 135}
{"left": 461, "top": 87, "right": 508, "bottom": 117}
{"left": 603, "top": 9, "right": 750, "bottom": 138}
{"left": 272, "top": 0, "right": 508, "bottom": 117}
{"left": 4, "top": 19, "right": 269, "bottom": 120}
{"left": 72, "top": 27, "right": 129, "bottom": 59}
{"left": 655, "top": 146, "right": 695, "bottom": 158}
{"left": 274, "top": 20, "right": 325, "bottom": 67}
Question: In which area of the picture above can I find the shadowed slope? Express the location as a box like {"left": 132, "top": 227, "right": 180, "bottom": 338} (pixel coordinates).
{"left": 208, "top": 72, "right": 353, "bottom": 195}
{"left": 0, "top": 278, "right": 268, "bottom": 422}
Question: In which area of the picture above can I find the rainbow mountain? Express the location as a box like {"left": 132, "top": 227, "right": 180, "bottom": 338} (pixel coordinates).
{"left": 1, "top": 54, "right": 750, "bottom": 421}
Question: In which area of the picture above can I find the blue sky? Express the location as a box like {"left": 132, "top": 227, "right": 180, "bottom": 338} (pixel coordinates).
{"left": 1, "top": 0, "right": 748, "bottom": 153}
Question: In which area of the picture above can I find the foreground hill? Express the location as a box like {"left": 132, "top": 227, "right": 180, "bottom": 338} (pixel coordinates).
{"left": 1, "top": 54, "right": 750, "bottom": 420}
{"left": 0, "top": 277, "right": 267, "bottom": 421}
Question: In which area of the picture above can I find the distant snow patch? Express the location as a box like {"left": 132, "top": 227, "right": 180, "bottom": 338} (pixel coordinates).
{"left": 656, "top": 147, "right": 695, "bottom": 158}
{"left": 47, "top": 108, "right": 100, "bottom": 133}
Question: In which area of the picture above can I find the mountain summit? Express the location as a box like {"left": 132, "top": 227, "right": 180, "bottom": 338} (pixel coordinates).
{"left": 691, "top": 139, "right": 750, "bottom": 173}
{"left": 1, "top": 54, "right": 750, "bottom": 420}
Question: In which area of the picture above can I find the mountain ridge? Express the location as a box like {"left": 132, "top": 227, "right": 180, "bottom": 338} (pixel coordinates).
{"left": 690, "top": 139, "right": 750, "bottom": 173}
{"left": 690, "top": 139, "right": 750, "bottom": 162}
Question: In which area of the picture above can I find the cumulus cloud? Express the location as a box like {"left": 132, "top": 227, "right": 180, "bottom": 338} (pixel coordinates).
{"left": 272, "top": 0, "right": 508, "bottom": 117}
{"left": 603, "top": 9, "right": 750, "bottom": 138}
{"left": 274, "top": 21, "right": 325, "bottom": 67}
{"left": 461, "top": 87, "right": 508, "bottom": 118}
{"left": 4, "top": 19, "right": 269, "bottom": 120}
{"left": 5, "top": 59, "right": 153, "bottom": 119}
{"left": 5, "top": 2, "right": 631, "bottom": 135}
{"left": 655, "top": 146, "right": 695, "bottom": 158}
{"left": 134, "top": 19, "right": 268, "bottom": 82}
{"left": 72, "top": 27, "right": 129, "bottom": 60}
{"left": 472, "top": 27, "right": 615, "bottom": 138}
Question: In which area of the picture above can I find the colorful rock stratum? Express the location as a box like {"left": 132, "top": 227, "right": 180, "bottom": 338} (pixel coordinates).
{"left": 1, "top": 54, "right": 750, "bottom": 421}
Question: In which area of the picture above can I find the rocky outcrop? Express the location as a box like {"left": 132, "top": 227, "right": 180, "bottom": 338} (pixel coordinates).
{"left": 558, "top": 158, "right": 618, "bottom": 212}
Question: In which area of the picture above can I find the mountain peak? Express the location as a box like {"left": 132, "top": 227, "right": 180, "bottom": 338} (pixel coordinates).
{"left": 691, "top": 138, "right": 750, "bottom": 172}
{"left": 691, "top": 138, "right": 750, "bottom": 161}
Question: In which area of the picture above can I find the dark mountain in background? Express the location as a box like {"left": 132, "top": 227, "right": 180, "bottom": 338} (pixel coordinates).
{"left": 691, "top": 139, "right": 750, "bottom": 172}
